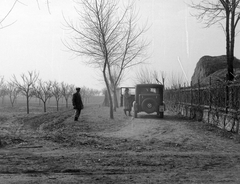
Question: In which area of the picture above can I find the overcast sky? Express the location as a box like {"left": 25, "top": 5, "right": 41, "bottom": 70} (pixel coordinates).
{"left": 1, "top": 0, "right": 239, "bottom": 90}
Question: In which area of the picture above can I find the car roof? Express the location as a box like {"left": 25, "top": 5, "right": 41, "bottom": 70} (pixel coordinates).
{"left": 136, "top": 84, "right": 164, "bottom": 88}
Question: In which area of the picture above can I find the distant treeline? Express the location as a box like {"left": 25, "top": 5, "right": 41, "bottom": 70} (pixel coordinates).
{"left": 0, "top": 71, "right": 102, "bottom": 114}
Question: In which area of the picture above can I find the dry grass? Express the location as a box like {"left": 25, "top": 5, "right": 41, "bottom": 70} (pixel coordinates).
{"left": 0, "top": 104, "right": 129, "bottom": 148}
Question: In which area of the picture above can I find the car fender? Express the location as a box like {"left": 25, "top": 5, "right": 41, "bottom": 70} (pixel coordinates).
{"left": 133, "top": 101, "right": 138, "bottom": 112}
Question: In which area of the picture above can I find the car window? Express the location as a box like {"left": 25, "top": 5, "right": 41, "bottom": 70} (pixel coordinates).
{"left": 149, "top": 88, "right": 157, "bottom": 93}
{"left": 139, "top": 87, "right": 160, "bottom": 94}
{"left": 121, "top": 88, "right": 135, "bottom": 95}
{"left": 140, "top": 88, "right": 148, "bottom": 94}
{"left": 129, "top": 88, "right": 135, "bottom": 94}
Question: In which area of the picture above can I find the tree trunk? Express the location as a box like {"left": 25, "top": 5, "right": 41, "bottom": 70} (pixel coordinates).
{"left": 113, "top": 87, "right": 119, "bottom": 111}
{"left": 10, "top": 96, "right": 13, "bottom": 107}
{"left": 10, "top": 96, "right": 16, "bottom": 107}
{"left": 229, "top": 2, "right": 235, "bottom": 81}
{"left": 44, "top": 102, "right": 47, "bottom": 112}
{"left": 225, "top": 3, "right": 234, "bottom": 81}
{"left": 103, "top": 72, "right": 114, "bottom": 119}
{"left": 102, "top": 90, "right": 109, "bottom": 106}
{"left": 57, "top": 100, "right": 59, "bottom": 111}
{"left": 27, "top": 96, "right": 30, "bottom": 114}
{"left": 65, "top": 98, "right": 68, "bottom": 108}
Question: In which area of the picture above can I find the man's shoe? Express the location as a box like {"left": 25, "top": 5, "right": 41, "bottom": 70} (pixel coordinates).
{"left": 74, "top": 117, "right": 78, "bottom": 121}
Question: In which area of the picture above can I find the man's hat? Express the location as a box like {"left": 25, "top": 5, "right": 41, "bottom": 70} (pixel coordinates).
{"left": 76, "top": 87, "right": 81, "bottom": 90}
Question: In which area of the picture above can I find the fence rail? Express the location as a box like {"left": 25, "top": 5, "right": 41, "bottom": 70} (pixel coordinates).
{"left": 164, "top": 78, "right": 240, "bottom": 112}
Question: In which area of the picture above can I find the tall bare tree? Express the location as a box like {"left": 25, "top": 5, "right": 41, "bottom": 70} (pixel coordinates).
{"left": 189, "top": 0, "right": 240, "bottom": 81}
{"left": 12, "top": 71, "right": 39, "bottom": 114}
{"left": 33, "top": 80, "right": 52, "bottom": 112}
{"left": 64, "top": 0, "right": 148, "bottom": 118}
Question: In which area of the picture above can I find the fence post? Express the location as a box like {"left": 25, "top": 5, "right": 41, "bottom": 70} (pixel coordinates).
{"left": 209, "top": 77, "right": 212, "bottom": 111}
{"left": 234, "top": 86, "right": 239, "bottom": 133}
{"left": 225, "top": 82, "right": 229, "bottom": 114}
{"left": 190, "top": 81, "right": 193, "bottom": 107}
{"left": 178, "top": 84, "right": 181, "bottom": 112}
{"left": 208, "top": 77, "right": 212, "bottom": 124}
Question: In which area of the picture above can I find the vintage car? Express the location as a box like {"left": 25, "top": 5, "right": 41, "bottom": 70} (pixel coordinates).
{"left": 133, "top": 84, "right": 164, "bottom": 118}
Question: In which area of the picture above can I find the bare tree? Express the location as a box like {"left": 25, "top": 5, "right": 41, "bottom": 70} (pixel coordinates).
{"left": 85, "top": 88, "right": 100, "bottom": 104}
{"left": 0, "top": 76, "right": 6, "bottom": 104}
{"left": 107, "top": 6, "right": 148, "bottom": 111}
{"left": 80, "top": 86, "right": 87, "bottom": 105}
{"left": 80, "top": 86, "right": 100, "bottom": 104}
{"left": 6, "top": 81, "right": 20, "bottom": 107}
{"left": 0, "top": 0, "right": 19, "bottom": 29}
{"left": 153, "top": 70, "right": 166, "bottom": 86}
{"left": 33, "top": 80, "right": 52, "bottom": 112}
{"left": 0, "top": 76, "right": 4, "bottom": 86}
{"left": 189, "top": 0, "right": 240, "bottom": 81}
{"left": 1, "top": 1, "right": 51, "bottom": 29}
{"left": 167, "top": 72, "right": 184, "bottom": 89}
{"left": 0, "top": 84, "right": 8, "bottom": 105}
{"left": 12, "top": 71, "right": 39, "bottom": 114}
{"left": 134, "top": 67, "right": 166, "bottom": 85}
{"left": 52, "top": 81, "right": 62, "bottom": 111}
{"left": 135, "top": 67, "right": 154, "bottom": 84}
{"left": 61, "top": 82, "right": 74, "bottom": 108}
{"left": 83, "top": 87, "right": 92, "bottom": 104}
{"left": 64, "top": 0, "right": 148, "bottom": 118}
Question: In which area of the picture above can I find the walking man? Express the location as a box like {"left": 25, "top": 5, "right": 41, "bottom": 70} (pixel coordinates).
{"left": 72, "top": 87, "right": 84, "bottom": 121}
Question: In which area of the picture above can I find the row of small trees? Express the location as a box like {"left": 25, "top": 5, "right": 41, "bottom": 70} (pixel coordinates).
{"left": 0, "top": 71, "right": 101, "bottom": 114}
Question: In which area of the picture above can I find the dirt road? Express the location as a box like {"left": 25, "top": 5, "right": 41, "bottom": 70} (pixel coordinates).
{"left": 0, "top": 105, "right": 240, "bottom": 183}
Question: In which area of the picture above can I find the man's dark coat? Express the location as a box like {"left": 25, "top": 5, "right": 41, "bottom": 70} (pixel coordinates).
{"left": 72, "top": 92, "right": 83, "bottom": 110}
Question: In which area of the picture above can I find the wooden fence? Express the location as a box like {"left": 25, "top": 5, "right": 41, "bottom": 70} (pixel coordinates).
{"left": 164, "top": 78, "right": 240, "bottom": 113}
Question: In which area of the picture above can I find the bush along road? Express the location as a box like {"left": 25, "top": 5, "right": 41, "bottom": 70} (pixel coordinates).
{"left": 0, "top": 105, "right": 240, "bottom": 183}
